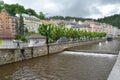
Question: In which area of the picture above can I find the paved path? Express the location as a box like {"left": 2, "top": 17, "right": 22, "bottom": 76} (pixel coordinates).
{"left": 107, "top": 51, "right": 120, "bottom": 80}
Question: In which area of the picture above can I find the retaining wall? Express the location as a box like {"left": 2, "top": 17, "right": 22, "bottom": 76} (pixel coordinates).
{"left": 0, "top": 39, "right": 106, "bottom": 65}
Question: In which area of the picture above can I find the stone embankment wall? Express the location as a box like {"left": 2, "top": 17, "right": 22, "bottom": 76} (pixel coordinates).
{"left": 0, "top": 39, "right": 106, "bottom": 65}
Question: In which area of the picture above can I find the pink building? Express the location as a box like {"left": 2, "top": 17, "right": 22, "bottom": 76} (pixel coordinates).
{"left": 0, "top": 9, "right": 17, "bottom": 36}
{"left": 83, "top": 21, "right": 103, "bottom": 32}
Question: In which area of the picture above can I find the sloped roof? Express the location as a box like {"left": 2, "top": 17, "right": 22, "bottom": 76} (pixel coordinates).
{"left": 0, "top": 32, "right": 14, "bottom": 39}
{"left": 29, "top": 34, "right": 46, "bottom": 39}
{"left": 16, "top": 13, "right": 40, "bottom": 20}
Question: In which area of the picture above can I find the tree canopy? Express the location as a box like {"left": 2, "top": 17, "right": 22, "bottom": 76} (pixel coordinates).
{"left": 97, "top": 14, "right": 120, "bottom": 29}
{"left": 38, "top": 23, "right": 106, "bottom": 42}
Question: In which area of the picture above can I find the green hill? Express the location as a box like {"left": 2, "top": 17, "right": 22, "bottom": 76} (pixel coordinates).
{"left": 97, "top": 14, "right": 120, "bottom": 29}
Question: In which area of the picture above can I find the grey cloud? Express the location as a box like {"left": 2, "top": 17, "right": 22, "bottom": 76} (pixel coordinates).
{"left": 52, "top": 0, "right": 102, "bottom": 17}
{"left": 100, "top": 0, "right": 120, "bottom": 5}
{"left": 109, "top": 8, "right": 120, "bottom": 15}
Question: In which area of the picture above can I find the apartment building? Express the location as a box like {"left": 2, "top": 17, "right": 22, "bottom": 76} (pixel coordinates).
{"left": 16, "top": 14, "right": 40, "bottom": 33}
{"left": 0, "top": 9, "right": 17, "bottom": 35}
{"left": 83, "top": 21, "right": 104, "bottom": 32}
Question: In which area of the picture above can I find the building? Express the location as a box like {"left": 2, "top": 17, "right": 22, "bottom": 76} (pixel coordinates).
{"left": 0, "top": 9, "right": 17, "bottom": 35}
{"left": 83, "top": 21, "right": 104, "bottom": 32}
{"left": 16, "top": 14, "right": 40, "bottom": 33}
{"left": 28, "top": 34, "right": 46, "bottom": 46}
{"left": 0, "top": 32, "right": 15, "bottom": 47}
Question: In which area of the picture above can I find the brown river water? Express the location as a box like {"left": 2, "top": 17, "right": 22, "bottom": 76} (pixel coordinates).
{"left": 0, "top": 39, "right": 119, "bottom": 80}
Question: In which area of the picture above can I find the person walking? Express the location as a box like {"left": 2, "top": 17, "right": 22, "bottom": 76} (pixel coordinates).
{"left": 17, "top": 42, "right": 20, "bottom": 48}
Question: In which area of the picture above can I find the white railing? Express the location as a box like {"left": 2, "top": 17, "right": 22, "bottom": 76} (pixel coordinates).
{"left": 0, "top": 43, "right": 28, "bottom": 49}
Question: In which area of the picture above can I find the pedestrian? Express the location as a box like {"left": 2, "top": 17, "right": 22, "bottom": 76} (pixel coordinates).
{"left": 17, "top": 42, "right": 20, "bottom": 48}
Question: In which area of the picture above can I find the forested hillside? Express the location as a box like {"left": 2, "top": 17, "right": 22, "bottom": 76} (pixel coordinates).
{"left": 97, "top": 14, "right": 120, "bottom": 29}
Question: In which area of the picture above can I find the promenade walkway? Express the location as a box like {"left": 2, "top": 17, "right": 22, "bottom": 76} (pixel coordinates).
{"left": 107, "top": 51, "right": 120, "bottom": 80}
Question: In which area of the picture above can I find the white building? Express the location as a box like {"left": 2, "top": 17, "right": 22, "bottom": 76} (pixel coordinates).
{"left": 16, "top": 14, "right": 40, "bottom": 33}
{"left": 111, "top": 26, "right": 119, "bottom": 37}
{"left": 28, "top": 34, "right": 46, "bottom": 46}
{"left": 0, "top": 32, "right": 15, "bottom": 48}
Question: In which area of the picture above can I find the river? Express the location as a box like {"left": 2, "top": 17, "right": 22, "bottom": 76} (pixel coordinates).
{"left": 0, "top": 39, "right": 119, "bottom": 80}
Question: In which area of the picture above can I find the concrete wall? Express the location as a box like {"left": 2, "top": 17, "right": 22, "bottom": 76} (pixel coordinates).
{"left": 0, "top": 39, "right": 106, "bottom": 65}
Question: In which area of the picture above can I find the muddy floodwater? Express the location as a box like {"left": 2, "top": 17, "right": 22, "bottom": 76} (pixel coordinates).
{"left": 0, "top": 39, "right": 119, "bottom": 80}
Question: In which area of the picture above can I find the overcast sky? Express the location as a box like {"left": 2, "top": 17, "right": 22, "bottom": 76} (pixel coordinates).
{"left": 3, "top": 0, "right": 120, "bottom": 19}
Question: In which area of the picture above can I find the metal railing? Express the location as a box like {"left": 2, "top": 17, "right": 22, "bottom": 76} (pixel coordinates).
{"left": 0, "top": 43, "right": 28, "bottom": 49}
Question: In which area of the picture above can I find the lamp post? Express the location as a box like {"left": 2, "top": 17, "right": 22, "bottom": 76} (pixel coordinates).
{"left": 46, "top": 25, "right": 49, "bottom": 55}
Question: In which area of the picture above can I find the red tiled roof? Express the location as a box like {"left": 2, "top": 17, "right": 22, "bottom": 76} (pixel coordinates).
{"left": 0, "top": 32, "right": 15, "bottom": 39}
{"left": 40, "top": 20, "right": 53, "bottom": 24}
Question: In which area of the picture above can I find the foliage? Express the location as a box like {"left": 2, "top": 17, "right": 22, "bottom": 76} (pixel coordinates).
{"left": 49, "top": 16, "right": 89, "bottom": 21}
{"left": 15, "top": 14, "right": 28, "bottom": 42}
{"left": 0, "top": 3, "right": 38, "bottom": 18}
{"left": 19, "top": 14, "right": 25, "bottom": 34}
{"left": 38, "top": 23, "right": 107, "bottom": 42}
{"left": 4, "top": 4, "right": 26, "bottom": 15}
{"left": 25, "top": 8, "right": 38, "bottom": 17}
{"left": 15, "top": 34, "right": 28, "bottom": 42}
{"left": 97, "top": 14, "right": 120, "bottom": 29}
{"left": 38, "top": 12, "right": 45, "bottom": 19}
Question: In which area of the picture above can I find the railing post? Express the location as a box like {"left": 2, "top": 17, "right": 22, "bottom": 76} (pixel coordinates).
{"left": 46, "top": 37, "right": 49, "bottom": 55}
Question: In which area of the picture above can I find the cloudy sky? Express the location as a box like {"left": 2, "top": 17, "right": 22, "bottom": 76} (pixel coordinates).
{"left": 3, "top": 0, "right": 120, "bottom": 19}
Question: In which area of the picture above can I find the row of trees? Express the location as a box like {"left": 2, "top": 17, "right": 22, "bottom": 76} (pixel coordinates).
{"left": 38, "top": 24, "right": 106, "bottom": 42}
{"left": 49, "top": 16, "right": 88, "bottom": 21}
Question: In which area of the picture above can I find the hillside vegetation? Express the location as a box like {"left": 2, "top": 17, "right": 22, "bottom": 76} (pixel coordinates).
{"left": 97, "top": 14, "right": 120, "bottom": 29}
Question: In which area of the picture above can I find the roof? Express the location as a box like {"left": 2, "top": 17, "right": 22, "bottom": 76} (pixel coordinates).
{"left": 40, "top": 20, "right": 53, "bottom": 24}
{"left": 29, "top": 34, "right": 46, "bottom": 39}
{"left": 0, "top": 32, "right": 14, "bottom": 39}
{"left": 1, "top": 9, "right": 7, "bottom": 12}
{"left": 16, "top": 14, "right": 40, "bottom": 20}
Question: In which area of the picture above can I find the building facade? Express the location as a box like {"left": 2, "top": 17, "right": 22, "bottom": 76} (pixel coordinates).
{"left": 0, "top": 9, "right": 17, "bottom": 35}
{"left": 16, "top": 14, "right": 40, "bottom": 33}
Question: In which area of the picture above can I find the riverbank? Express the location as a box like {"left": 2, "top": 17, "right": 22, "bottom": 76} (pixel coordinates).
{"left": 0, "top": 39, "right": 106, "bottom": 66}
{"left": 107, "top": 51, "right": 120, "bottom": 80}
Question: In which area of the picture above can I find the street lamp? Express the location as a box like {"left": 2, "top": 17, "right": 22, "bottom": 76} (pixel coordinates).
{"left": 46, "top": 25, "right": 50, "bottom": 55}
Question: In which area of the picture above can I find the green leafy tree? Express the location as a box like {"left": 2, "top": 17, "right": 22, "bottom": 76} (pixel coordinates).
{"left": 19, "top": 14, "right": 25, "bottom": 34}
{"left": 4, "top": 4, "right": 26, "bottom": 15}
{"left": 38, "top": 12, "right": 45, "bottom": 19}
{"left": 26, "top": 8, "right": 38, "bottom": 17}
